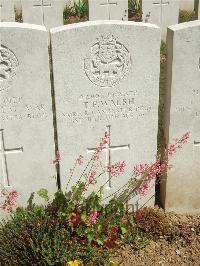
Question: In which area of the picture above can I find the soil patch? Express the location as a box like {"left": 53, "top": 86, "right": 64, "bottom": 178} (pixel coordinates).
{"left": 114, "top": 212, "right": 200, "bottom": 265}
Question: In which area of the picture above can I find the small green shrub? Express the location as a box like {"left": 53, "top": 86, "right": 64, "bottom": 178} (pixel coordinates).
{"left": 63, "top": 0, "right": 88, "bottom": 22}
{"left": 63, "top": 5, "right": 74, "bottom": 20}
{"left": 128, "top": 0, "right": 141, "bottom": 13}
{"left": 0, "top": 206, "right": 45, "bottom": 265}
{"left": 0, "top": 192, "right": 142, "bottom": 265}
{"left": 74, "top": 0, "right": 88, "bottom": 19}
{"left": 128, "top": 0, "right": 142, "bottom": 21}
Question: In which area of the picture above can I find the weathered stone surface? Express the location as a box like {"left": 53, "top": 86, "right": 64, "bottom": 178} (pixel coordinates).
{"left": 51, "top": 21, "right": 160, "bottom": 210}
{"left": 180, "top": 0, "right": 194, "bottom": 11}
{"left": 0, "top": 0, "right": 15, "bottom": 22}
{"left": 89, "top": 0, "right": 128, "bottom": 21}
{"left": 195, "top": 0, "right": 200, "bottom": 18}
{"left": 0, "top": 23, "right": 56, "bottom": 213}
{"left": 21, "top": 0, "right": 64, "bottom": 29}
{"left": 142, "top": 0, "right": 180, "bottom": 39}
{"left": 161, "top": 20, "right": 200, "bottom": 214}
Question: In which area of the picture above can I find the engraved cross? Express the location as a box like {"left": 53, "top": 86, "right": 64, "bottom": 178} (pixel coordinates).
{"left": 152, "top": 0, "right": 170, "bottom": 27}
{"left": 33, "top": 0, "right": 51, "bottom": 8}
{"left": 33, "top": 0, "right": 51, "bottom": 25}
{"left": 153, "top": 0, "right": 169, "bottom": 6}
{"left": 0, "top": 129, "right": 23, "bottom": 187}
{"left": 100, "top": 0, "right": 118, "bottom": 19}
{"left": 87, "top": 125, "right": 130, "bottom": 189}
{"left": 194, "top": 140, "right": 200, "bottom": 146}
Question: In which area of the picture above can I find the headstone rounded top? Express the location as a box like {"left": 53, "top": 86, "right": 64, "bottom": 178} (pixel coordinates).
{"left": 168, "top": 20, "right": 200, "bottom": 32}
{"left": 50, "top": 20, "right": 160, "bottom": 34}
{"left": 0, "top": 22, "right": 47, "bottom": 32}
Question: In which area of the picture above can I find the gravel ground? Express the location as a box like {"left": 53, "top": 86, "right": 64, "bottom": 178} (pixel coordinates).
{"left": 114, "top": 212, "right": 200, "bottom": 265}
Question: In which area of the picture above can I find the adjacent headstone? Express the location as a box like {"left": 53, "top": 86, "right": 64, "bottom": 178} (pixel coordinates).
{"left": 161, "top": 20, "right": 200, "bottom": 214}
{"left": 0, "top": 0, "right": 15, "bottom": 21}
{"left": 21, "top": 0, "right": 64, "bottom": 29}
{"left": 195, "top": 0, "right": 200, "bottom": 18}
{"left": 0, "top": 23, "right": 56, "bottom": 211}
{"left": 142, "top": 0, "right": 180, "bottom": 39}
{"left": 51, "top": 21, "right": 160, "bottom": 210}
{"left": 89, "top": 0, "right": 128, "bottom": 21}
{"left": 180, "top": 0, "right": 194, "bottom": 11}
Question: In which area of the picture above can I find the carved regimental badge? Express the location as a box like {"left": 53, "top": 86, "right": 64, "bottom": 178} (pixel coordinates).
{"left": 84, "top": 35, "right": 131, "bottom": 88}
{"left": 0, "top": 45, "right": 19, "bottom": 92}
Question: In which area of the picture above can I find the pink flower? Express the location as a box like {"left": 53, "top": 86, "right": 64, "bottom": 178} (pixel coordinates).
{"left": 107, "top": 161, "right": 126, "bottom": 177}
{"left": 92, "top": 131, "right": 110, "bottom": 161}
{"left": 110, "top": 225, "right": 120, "bottom": 234}
{"left": 148, "top": 161, "right": 163, "bottom": 179}
{"left": 135, "top": 161, "right": 171, "bottom": 196}
{"left": 0, "top": 190, "right": 6, "bottom": 196}
{"left": 75, "top": 155, "right": 84, "bottom": 165}
{"left": 133, "top": 164, "right": 149, "bottom": 176}
{"left": 88, "top": 170, "right": 97, "bottom": 185}
{"left": 133, "top": 161, "right": 166, "bottom": 179}
{"left": 53, "top": 151, "right": 61, "bottom": 165}
{"left": 9, "top": 190, "right": 18, "bottom": 198}
{"left": 138, "top": 180, "right": 150, "bottom": 196}
{"left": 88, "top": 211, "right": 99, "bottom": 224}
{"left": 0, "top": 189, "right": 18, "bottom": 212}
{"left": 168, "top": 131, "right": 190, "bottom": 157}
{"left": 135, "top": 132, "right": 190, "bottom": 196}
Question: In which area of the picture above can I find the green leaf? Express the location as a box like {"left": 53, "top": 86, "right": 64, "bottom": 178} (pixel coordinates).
{"left": 53, "top": 190, "right": 67, "bottom": 205}
{"left": 76, "top": 225, "right": 84, "bottom": 236}
{"left": 37, "top": 188, "right": 49, "bottom": 201}
{"left": 99, "top": 186, "right": 104, "bottom": 197}
{"left": 87, "top": 231, "right": 94, "bottom": 243}
{"left": 121, "top": 226, "right": 127, "bottom": 234}
{"left": 81, "top": 211, "right": 87, "bottom": 222}
{"left": 96, "top": 237, "right": 104, "bottom": 246}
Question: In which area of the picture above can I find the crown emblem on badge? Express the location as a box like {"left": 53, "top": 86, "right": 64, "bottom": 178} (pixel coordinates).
{"left": 84, "top": 34, "right": 132, "bottom": 88}
{"left": 0, "top": 45, "right": 19, "bottom": 92}
{"left": 97, "top": 35, "right": 117, "bottom": 46}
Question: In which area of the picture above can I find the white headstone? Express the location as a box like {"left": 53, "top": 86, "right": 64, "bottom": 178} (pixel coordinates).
{"left": 0, "top": 23, "right": 56, "bottom": 210}
{"left": 89, "top": 0, "right": 128, "bottom": 21}
{"left": 142, "top": 0, "right": 180, "bottom": 39}
{"left": 51, "top": 21, "right": 160, "bottom": 210}
{"left": 161, "top": 20, "right": 200, "bottom": 214}
{"left": 195, "top": 0, "right": 200, "bottom": 18}
{"left": 180, "top": 0, "right": 194, "bottom": 11}
{"left": 21, "top": 0, "right": 64, "bottom": 29}
{"left": 0, "top": 0, "right": 15, "bottom": 22}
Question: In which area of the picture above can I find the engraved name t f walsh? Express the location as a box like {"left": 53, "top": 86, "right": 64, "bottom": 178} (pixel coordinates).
{"left": 84, "top": 35, "right": 132, "bottom": 88}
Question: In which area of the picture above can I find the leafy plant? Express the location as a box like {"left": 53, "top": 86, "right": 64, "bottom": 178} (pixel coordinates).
{"left": 128, "top": 0, "right": 141, "bottom": 13}
{"left": 0, "top": 131, "right": 189, "bottom": 265}
{"left": 63, "top": 4, "right": 75, "bottom": 20}
{"left": 63, "top": 0, "right": 88, "bottom": 21}
{"left": 73, "top": 0, "right": 88, "bottom": 19}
